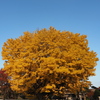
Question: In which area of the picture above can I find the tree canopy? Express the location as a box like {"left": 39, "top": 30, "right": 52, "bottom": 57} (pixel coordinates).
{"left": 2, "top": 27, "right": 99, "bottom": 99}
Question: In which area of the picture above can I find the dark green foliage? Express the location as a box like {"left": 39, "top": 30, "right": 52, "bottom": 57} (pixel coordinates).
{"left": 93, "top": 89, "right": 100, "bottom": 100}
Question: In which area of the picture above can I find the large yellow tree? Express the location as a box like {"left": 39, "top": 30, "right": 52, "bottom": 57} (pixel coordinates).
{"left": 2, "top": 27, "right": 99, "bottom": 99}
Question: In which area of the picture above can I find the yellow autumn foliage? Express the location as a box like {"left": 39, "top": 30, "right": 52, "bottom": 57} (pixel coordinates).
{"left": 2, "top": 27, "right": 99, "bottom": 98}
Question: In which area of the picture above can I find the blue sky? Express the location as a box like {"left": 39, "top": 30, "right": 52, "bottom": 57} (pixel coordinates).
{"left": 0, "top": 0, "right": 100, "bottom": 87}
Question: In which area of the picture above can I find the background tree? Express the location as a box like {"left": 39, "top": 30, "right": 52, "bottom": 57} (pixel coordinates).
{"left": 0, "top": 69, "right": 18, "bottom": 100}
{"left": 0, "top": 69, "right": 9, "bottom": 100}
{"left": 0, "top": 69, "right": 11, "bottom": 99}
{"left": 2, "top": 27, "right": 99, "bottom": 99}
{"left": 87, "top": 89, "right": 94, "bottom": 100}
{"left": 91, "top": 86, "right": 97, "bottom": 89}
{"left": 93, "top": 89, "right": 100, "bottom": 100}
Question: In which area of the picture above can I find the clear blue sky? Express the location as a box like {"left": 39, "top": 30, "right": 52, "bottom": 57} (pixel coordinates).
{"left": 0, "top": 0, "right": 100, "bottom": 87}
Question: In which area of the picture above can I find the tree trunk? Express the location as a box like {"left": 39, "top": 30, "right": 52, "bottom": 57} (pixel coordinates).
{"left": 37, "top": 94, "right": 45, "bottom": 100}
{"left": 3, "top": 94, "right": 5, "bottom": 100}
{"left": 76, "top": 92, "right": 80, "bottom": 100}
{"left": 83, "top": 94, "right": 86, "bottom": 100}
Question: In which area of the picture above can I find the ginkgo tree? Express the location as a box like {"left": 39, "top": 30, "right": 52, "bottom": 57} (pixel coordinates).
{"left": 2, "top": 27, "right": 99, "bottom": 99}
